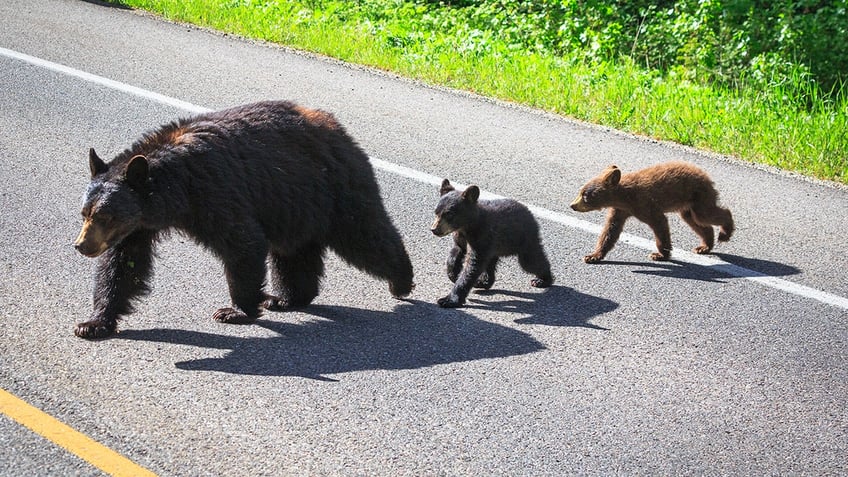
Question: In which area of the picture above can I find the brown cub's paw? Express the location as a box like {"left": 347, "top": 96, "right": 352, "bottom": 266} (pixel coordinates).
{"left": 74, "top": 320, "right": 117, "bottom": 339}
{"left": 213, "top": 307, "right": 257, "bottom": 324}
{"left": 583, "top": 253, "right": 604, "bottom": 264}
{"left": 649, "top": 252, "right": 670, "bottom": 261}
{"left": 693, "top": 245, "right": 712, "bottom": 255}
{"left": 718, "top": 231, "right": 732, "bottom": 242}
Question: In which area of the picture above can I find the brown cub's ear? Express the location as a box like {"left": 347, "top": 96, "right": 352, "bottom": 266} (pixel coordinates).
{"left": 440, "top": 178, "right": 455, "bottom": 196}
{"left": 462, "top": 185, "right": 480, "bottom": 203}
{"left": 89, "top": 148, "right": 108, "bottom": 177}
{"left": 125, "top": 155, "right": 149, "bottom": 190}
{"left": 602, "top": 165, "right": 621, "bottom": 186}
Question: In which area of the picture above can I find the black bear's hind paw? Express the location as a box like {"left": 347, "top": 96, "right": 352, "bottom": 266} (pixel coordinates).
{"left": 213, "top": 307, "right": 257, "bottom": 324}
{"left": 74, "top": 320, "right": 117, "bottom": 339}
{"left": 531, "top": 277, "right": 552, "bottom": 288}
{"left": 474, "top": 275, "right": 494, "bottom": 289}
{"left": 390, "top": 280, "right": 415, "bottom": 299}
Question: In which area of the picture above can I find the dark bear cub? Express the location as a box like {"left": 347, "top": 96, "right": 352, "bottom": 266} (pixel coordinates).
{"left": 73, "top": 100, "right": 414, "bottom": 339}
{"left": 570, "top": 161, "right": 734, "bottom": 263}
{"left": 431, "top": 179, "right": 553, "bottom": 308}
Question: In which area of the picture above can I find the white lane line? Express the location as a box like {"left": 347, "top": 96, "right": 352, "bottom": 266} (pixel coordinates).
{"left": 4, "top": 46, "right": 847, "bottom": 311}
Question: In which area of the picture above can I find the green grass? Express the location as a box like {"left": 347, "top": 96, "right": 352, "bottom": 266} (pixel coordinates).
{"left": 108, "top": 0, "right": 846, "bottom": 185}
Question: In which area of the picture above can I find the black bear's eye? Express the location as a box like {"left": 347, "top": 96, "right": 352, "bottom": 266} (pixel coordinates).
{"left": 442, "top": 211, "right": 454, "bottom": 221}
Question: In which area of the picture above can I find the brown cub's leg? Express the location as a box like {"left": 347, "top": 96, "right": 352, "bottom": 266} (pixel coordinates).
{"left": 680, "top": 209, "right": 715, "bottom": 254}
{"left": 643, "top": 211, "right": 672, "bottom": 261}
{"left": 585, "top": 208, "right": 630, "bottom": 263}
{"left": 692, "top": 203, "right": 734, "bottom": 242}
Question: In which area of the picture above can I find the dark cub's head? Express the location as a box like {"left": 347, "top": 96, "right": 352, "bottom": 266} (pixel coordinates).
{"left": 570, "top": 164, "right": 622, "bottom": 213}
{"left": 431, "top": 179, "right": 480, "bottom": 237}
{"left": 74, "top": 149, "right": 149, "bottom": 257}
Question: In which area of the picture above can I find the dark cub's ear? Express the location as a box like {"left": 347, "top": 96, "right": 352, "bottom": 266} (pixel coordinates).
{"left": 125, "top": 155, "right": 150, "bottom": 190}
{"left": 88, "top": 148, "right": 108, "bottom": 177}
{"left": 440, "top": 178, "right": 455, "bottom": 196}
{"left": 462, "top": 185, "right": 480, "bottom": 203}
{"left": 602, "top": 165, "right": 621, "bottom": 186}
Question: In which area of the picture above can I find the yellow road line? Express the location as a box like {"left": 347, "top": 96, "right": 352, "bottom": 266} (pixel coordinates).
{"left": 0, "top": 388, "right": 157, "bottom": 477}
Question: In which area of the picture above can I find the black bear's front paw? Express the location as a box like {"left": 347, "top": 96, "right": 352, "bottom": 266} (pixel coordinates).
{"left": 390, "top": 280, "right": 415, "bottom": 299}
{"left": 212, "top": 307, "right": 257, "bottom": 324}
{"left": 437, "top": 294, "right": 464, "bottom": 308}
{"left": 74, "top": 319, "right": 117, "bottom": 339}
{"left": 262, "top": 294, "right": 286, "bottom": 311}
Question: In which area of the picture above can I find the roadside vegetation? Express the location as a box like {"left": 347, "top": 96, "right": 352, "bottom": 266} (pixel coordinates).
{"left": 108, "top": 0, "right": 847, "bottom": 184}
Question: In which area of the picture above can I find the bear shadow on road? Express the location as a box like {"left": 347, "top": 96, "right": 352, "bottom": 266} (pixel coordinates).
{"left": 466, "top": 285, "right": 616, "bottom": 330}
{"left": 117, "top": 300, "right": 547, "bottom": 381}
{"left": 598, "top": 253, "right": 800, "bottom": 283}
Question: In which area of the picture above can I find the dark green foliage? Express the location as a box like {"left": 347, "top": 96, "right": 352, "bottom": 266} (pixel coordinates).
{"left": 341, "top": 0, "right": 846, "bottom": 98}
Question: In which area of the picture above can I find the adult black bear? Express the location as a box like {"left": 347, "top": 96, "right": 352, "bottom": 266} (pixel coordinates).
{"left": 73, "top": 101, "right": 414, "bottom": 339}
{"left": 431, "top": 179, "right": 553, "bottom": 308}
{"left": 570, "top": 162, "right": 734, "bottom": 262}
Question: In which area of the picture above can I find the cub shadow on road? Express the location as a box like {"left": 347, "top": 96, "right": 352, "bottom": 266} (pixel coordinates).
{"left": 597, "top": 253, "right": 800, "bottom": 283}
{"left": 467, "top": 285, "right": 616, "bottom": 330}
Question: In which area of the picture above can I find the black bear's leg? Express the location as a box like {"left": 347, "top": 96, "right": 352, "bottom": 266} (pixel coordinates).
{"left": 265, "top": 242, "right": 326, "bottom": 310}
{"left": 213, "top": 235, "right": 269, "bottom": 324}
{"left": 446, "top": 241, "right": 466, "bottom": 283}
{"left": 439, "top": 251, "right": 488, "bottom": 308}
{"left": 329, "top": 209, "right": 414, "bottom": 299}
{"left": 585, "top": 209, "right": 630, "bottom": 263}
{"left": 75, "top": 229, "right": 157, "bottom": 339}
{"left": 474, "top": 257, "right": 498, "bottom": 289}
{"left": 680, "top": 209, "right": 715, "bottom": 254}
{"left": 518, "top": 245, "right": 554, "bottom": 288}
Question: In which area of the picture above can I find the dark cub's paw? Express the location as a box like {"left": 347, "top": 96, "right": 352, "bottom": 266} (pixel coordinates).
{"left": 437, "top": 294, "right": 464, "bottom": 308}
{"left": 531, "top": 277, "right": 552, "bottom": 288}
{"left": 474, "top": 274, "right": 494, "bottom": 289}
{"left": 212, "top": 307, "right": 257, "bottom": 324}
{"left": 390, "top": 280, "right": 415, "bottom": 299}
{"left": 74, "top": 319, "right": 117, "bottom": 339}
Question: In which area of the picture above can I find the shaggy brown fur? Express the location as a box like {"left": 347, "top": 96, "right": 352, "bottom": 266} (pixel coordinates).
{"left": 570, "top": 161, "right": 734, "bottom": 263}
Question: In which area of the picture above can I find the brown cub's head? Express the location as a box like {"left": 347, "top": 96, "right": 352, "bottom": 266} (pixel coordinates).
{"left": 570, "top": 165, "right": 621, "bottom": 213}
{"left": 431, "top": 179, "right": 480, "bottom": 237}
{"left": 74, "top": 149, "right": 148, "bottom": 258}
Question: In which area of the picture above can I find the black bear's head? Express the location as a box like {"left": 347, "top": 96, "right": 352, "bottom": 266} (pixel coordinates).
{"left": 570, "top": 164, "right": 621, "bottom": 213}
{"left": 74, "top": 149, "right": 148, "bottom": 258}
{"left": 431, "top": 179, "right": 480, "bottom": 237}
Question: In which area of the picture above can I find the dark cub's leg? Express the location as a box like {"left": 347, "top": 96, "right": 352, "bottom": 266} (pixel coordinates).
{"left": 75, "top": 229, "right": 157, "bottom": 339}
{"left": 446, "top": 238, "right": 467, "bottom": 284}
{"left": 518, "top": 244, "right": 553, "bottom": 288}
{"left": 264, "top": 242, "right": 326, "bottom": 310}
{"left": 680, "top": 209, "right": 715, "bottom": 254}
{"left": 439, "top": 249, "right": 489, "bottom": 308}
{"left": 474, "top": 257, "right": 498, "bottom": 289}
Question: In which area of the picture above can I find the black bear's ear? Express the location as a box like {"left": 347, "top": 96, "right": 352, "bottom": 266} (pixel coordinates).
{"left": 89, "top": 148, "right": 108, "bottom": 177}
{"left": 125, "top": 155, "right": 149, "bottom": 190}
{"left": 603, "top": 166, "right": 621, "bottom": 186}
{"left": 440, "top": 179, "right": 455, "bottom": 196}
{"left": 462, "top": 185, "right": 480, "bottom": 203}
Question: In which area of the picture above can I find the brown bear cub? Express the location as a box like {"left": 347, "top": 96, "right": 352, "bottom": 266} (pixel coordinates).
{"left": 570, "top": 161, "right": 734, "bottom": 263}
{"left": 73, "top": 100, "right": 414, "bottom": 339}
{"left": 431, "top": 179, "right": 553, "bottom": 308}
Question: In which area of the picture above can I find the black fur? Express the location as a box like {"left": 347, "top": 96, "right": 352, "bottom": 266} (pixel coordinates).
{"left": 74, "top": 101, "right": 414, "bottom": 339}
{"left": 431, "top": 179, "right": 553, "bottom": 308}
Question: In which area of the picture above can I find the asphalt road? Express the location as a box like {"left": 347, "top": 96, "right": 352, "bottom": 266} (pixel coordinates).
{"left": 1, "top": 1, "right": 846, "bottom": 475}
